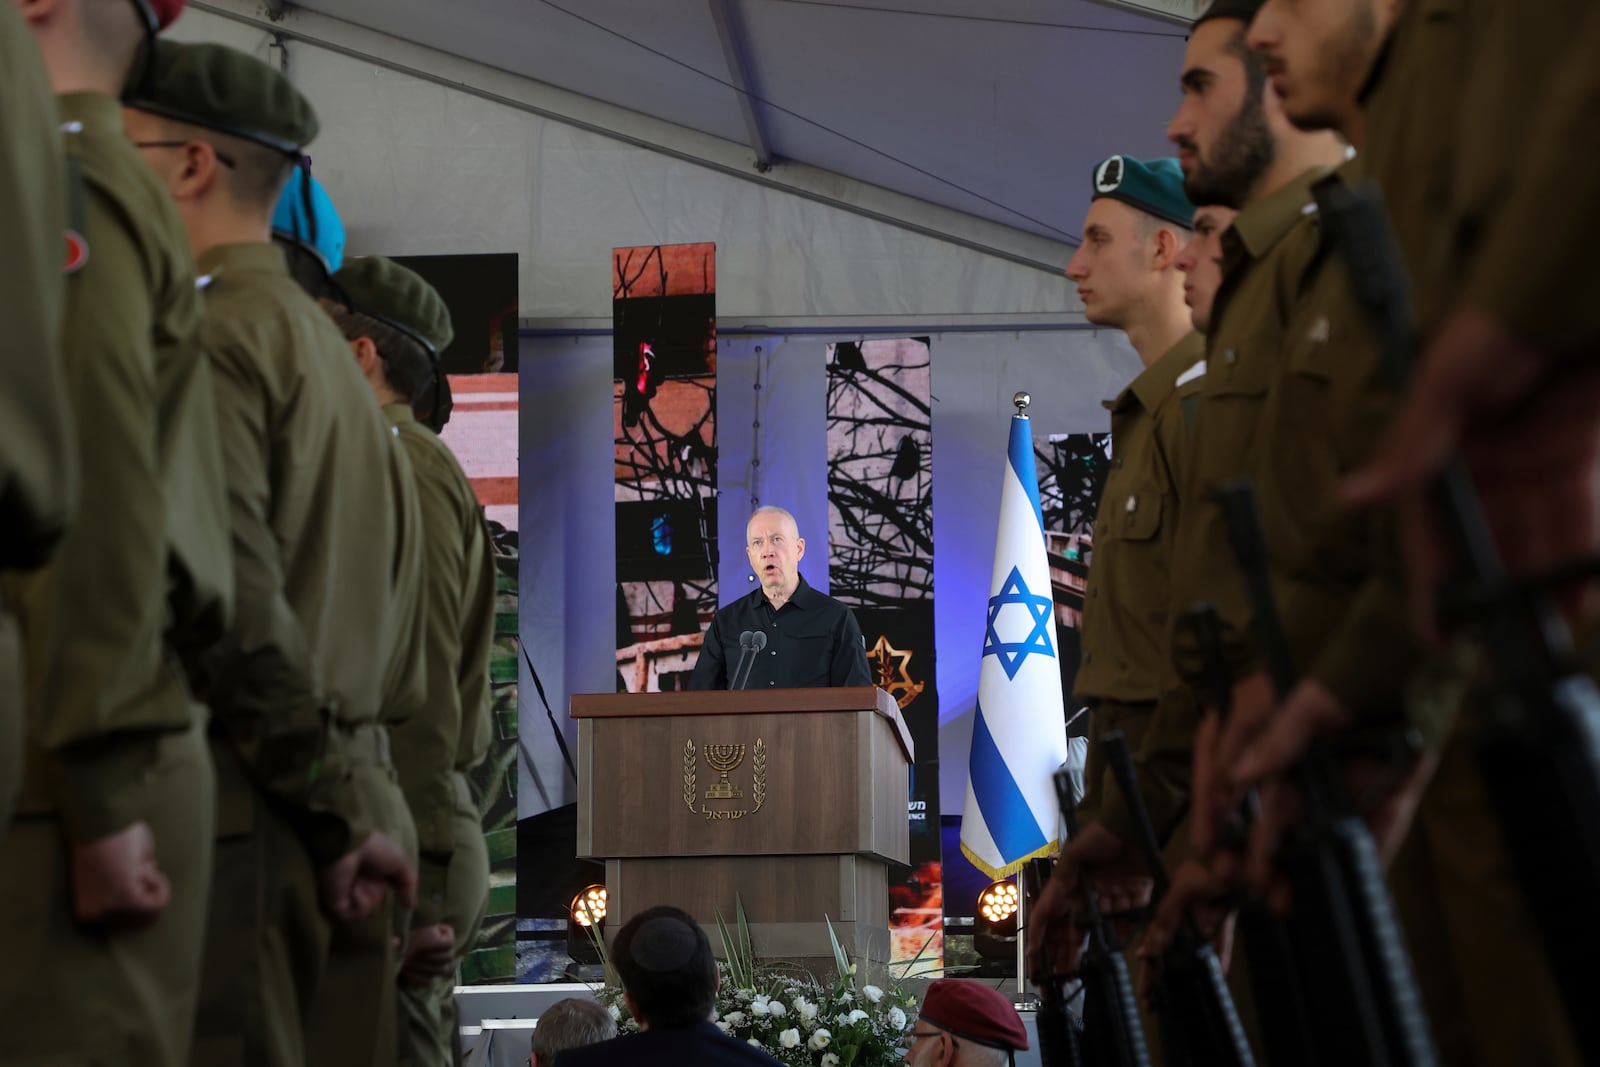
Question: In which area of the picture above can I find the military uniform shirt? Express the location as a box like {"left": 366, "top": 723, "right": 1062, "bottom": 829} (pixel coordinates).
{"left": 7, "top": 92, "right": 227, "bottom": 844}
{"left": 1076, "top": 331, "right": 1206, "bottom": 706}
{"left": 689, "top": 576, "right": 872, "bottom": 690}
{"left": 198, "top": 241, "right": 403, "bottom": 861}
{"left": 1456, "top": 4, "right": 1600, "bottom": 351}
{"left": 379, "top": 404, "right": 427, "bottom": 735}
{"left": 1097, "top": 168, "right": 1331, "bottom": 845}
{"left": 0, "top": 3, "right": 73, "bottom": 572}
{"left": 1251, "top": 163, "right": 1426, "bottom": 736}
{"left": 1075, "top": 332, "right": 1204, "bottom": 825}
{"left": 386, "top": 404, "right": 496, "bottom": 858}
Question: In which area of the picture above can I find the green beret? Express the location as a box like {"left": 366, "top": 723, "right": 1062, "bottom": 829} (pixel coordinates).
{"left": 334, "top": 256, "right": 454, "bottom": 358}
{"left": 1194, "top": 0, "right": 1264, "bottom": 27}
{"left": 124, "top": 40, "right": 317, "bottom": 154}
{"left": 1091, "top": 156, "right": 1195, "bottom": 230}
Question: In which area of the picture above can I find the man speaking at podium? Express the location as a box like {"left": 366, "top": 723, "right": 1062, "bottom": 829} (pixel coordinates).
{"left": 688, "top": 507, "right": 871, "bottom": 690}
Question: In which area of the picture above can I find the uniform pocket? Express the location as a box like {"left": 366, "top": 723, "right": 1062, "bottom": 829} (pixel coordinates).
{"left": 1108, "top": 487, "right": 1164, "bottom": 542}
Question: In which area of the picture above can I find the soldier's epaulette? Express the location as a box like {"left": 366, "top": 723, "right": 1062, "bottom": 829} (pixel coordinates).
{"left": 60, "top": 121, "right": 89, "bottom": 275}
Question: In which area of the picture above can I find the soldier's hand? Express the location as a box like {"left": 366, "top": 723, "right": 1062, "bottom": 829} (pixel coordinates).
{"left": 1345, "top": 309, "right": 1600, "bottom": 637}
{"left": 1345, "top": 307, "right": 1548, "bottom": 511}
{"left": 1136, "top": 858, "right": 1235, "bottom": 1003}
{"left": 399, "top": 923, "right": 457, "bottom": 986}
{"left": 320, "top": 830, "right": 418, "bottom": 922}
{"left": 1230, "top": 679, "right": 1349, "bottom": 791}
{"left": 1348, "top": 747, "right": 1439, "bottom": 867}
{"left": 1025, "top": 824, "right": 1144, "bottom": 980}
{"left": 1193, "top": 674, "right": 1274, "bottom": 856}
{"left": 71, "top": 820, "right": 171, "bottom": 926}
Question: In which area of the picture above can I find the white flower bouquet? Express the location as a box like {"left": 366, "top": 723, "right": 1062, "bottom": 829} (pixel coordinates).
{"left": 590, "top": 899, "right": 930, "bottom": 1066}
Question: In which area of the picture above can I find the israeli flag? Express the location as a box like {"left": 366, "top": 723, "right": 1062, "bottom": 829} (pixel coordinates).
{"left": 960, "top": 410, "right": 1069, "bottom": 878}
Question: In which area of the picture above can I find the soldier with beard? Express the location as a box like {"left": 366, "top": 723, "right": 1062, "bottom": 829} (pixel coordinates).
{"left": 1029, "top": 0, "right": 1345, "bottom": 980}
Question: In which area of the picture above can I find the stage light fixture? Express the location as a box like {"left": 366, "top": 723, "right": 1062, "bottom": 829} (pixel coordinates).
{"left": 566, "top": 884, "right": 610, "bottom": 974}
{"left": 973, "top": 880, "right": 1020, "bottom": 972}
{"left": 571, "top": 884, "right": 608, "bottom": 927}
{"left": 978, "top": 880, "right": 1020, "bottom": 933}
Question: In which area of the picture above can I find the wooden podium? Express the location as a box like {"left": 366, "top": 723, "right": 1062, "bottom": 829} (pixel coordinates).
{"left": 572, "top": 686, "right": 913, "bottom": 970}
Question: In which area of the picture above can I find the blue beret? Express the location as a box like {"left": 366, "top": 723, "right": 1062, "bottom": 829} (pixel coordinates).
{"left": 272, "top": 166, "right": 345, "bottom": 275}
{"left": 1090, "top": 155, "right": 1195, "bottom": 230}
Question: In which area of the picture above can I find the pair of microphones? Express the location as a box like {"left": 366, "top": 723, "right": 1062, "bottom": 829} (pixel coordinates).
{"left": 728, "top": 629, "right": 767, "bottom": 690}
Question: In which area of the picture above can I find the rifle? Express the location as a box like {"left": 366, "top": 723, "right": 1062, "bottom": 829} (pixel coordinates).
{"left": 1027, "top": 857, "right": 1087, "bottom": 1067}
{"left": 1181, "top": 604, "right": 1322, "bottom": 1067}
{"left": 1316, "top": 177, "right": 1600, "bottom": 1063}
{"left": 1100, "top": 730, "right": 1255, "bottom": 1067}
{"left": 1214, "top": 479, "right": 1437, "bottom": 1067}
{"left": 1052, "top": 767, "right": 1152, "bottom": 1067}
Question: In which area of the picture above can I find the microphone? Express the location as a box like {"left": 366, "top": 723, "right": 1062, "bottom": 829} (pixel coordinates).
{"left": 735, "top": 630, "right": 768, "bottom": 690}
{"left": 728, "top": 630, "right": 755, "bottom": 692}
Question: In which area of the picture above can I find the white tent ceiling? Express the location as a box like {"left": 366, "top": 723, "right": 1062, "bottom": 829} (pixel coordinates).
{"left": 197, "top": 0, "right": 1199, "bottom": 268}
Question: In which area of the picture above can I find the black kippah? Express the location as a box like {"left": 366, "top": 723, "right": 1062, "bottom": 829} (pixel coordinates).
{"left": 1194, "top": 0, "right": 1264, "bottom": 27}
{"left": 629, "top": 916, "right": 699, "bottom": 972}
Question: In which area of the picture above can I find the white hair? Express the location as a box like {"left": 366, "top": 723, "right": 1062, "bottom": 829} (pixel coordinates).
{"left": 958, "top": 1042, "right": 1010, "bottom": 1067}
{"left": 747, "top": 505, "right": 800, "bottom": 536}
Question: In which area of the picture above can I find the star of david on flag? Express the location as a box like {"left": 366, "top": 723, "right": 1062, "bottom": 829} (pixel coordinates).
{"left": 961, "top": 408, "right": 1069, "bottom": 879}
{"left": 983, "top": 566, "right": 1056, "bottom": 680}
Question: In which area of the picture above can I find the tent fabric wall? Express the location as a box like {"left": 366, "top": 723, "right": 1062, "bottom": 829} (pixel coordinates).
{"left": 170, "top": 10, "right": 1084, "bottom": 325}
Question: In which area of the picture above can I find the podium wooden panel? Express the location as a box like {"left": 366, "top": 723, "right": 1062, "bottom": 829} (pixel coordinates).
{"left": 572, "top": 686, "right": 912, "bottom": 970}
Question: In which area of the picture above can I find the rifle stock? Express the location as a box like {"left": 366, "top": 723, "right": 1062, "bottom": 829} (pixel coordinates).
{"left": 1028, "top": 857, "right": 1088, "bottom": 1067}
{"left": 1053, "top": 768, "right": 1152, "bottom": 1067}
{"left": 1213, "top": 479, "right": 1436, "bottom": 1067}
{"left": 1183, "top": 604, "right": 1322, "bottom": 1067}
{"left": 1101, "top": 731, "right": 1256, "bottom": 1067}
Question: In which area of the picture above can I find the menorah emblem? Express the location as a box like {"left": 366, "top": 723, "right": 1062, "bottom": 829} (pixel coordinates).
{"left": 703, "top": 744, "right": 746, "bottom": 800}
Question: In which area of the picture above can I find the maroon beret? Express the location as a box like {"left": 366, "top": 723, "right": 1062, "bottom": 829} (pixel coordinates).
{"left": 919, "top": 979, "right": 1029, "bottom": 1052}
{"left": 131, "top": 0, "right": 185, "bottom": 31}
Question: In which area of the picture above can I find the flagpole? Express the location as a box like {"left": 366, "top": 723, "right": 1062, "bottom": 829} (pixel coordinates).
{"left": 1015, "top": 870, "right": 1026, "bottom": 998}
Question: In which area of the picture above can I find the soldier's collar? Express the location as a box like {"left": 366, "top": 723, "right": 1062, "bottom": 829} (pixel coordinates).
{"left": 197, "top": 241, "right": 290, "bottom": 280}
{"left": 55, "top": 91, "right": 123, "bottom": 131}
{"left": 1229, "top": 165, "right": 1334, "bottom": 260}
{"left": 1117, "top": 331, "right": 1206, "bottom": 415}
{"left": 383, "top": 401, "right": 417, "bottom": 426}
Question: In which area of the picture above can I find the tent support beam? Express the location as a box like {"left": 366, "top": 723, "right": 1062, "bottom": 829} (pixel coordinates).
{"left": 188, "top": 0, "right": 1077, "bottom": 275}
{"left": 1081, "top": 0, "right": 1199, "bottom": 25}
{"left": 706, "top": 0, "right": 774, "bottom": 173}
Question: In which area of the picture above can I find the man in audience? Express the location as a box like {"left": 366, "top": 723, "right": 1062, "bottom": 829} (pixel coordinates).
{"left": 904, "top": 979, "right": 1030, "bottom": 1067}
{"left": 553, "top": 906, "right": 782, "bottom": 1066}
{"left": 531, "top": 999, "right": 617, "bottom": 1067}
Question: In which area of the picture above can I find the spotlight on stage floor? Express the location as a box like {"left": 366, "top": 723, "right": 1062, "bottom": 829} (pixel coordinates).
{"left": 564, "top": 884, "right": 609, "bottom": 980}
{"left": 974, "top": 880, "right": 1020, "bottom": 977}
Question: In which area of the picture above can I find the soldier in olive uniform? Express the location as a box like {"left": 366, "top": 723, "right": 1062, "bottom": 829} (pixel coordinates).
{"left": 1065, "top": 155, "right": 1200, "bottom": 836}
{"left": 273, "top": 190, "right": 427, "bottom": 1067}
{"left": 121, "top": 40, "right": 417, "bottom": 1067}
{"left": 323, "top": 256, "right": 498, "bottom": 1067}
{"left": 1029, "top": 0, "right": 1346, "bottom": 971}
{"left": 0, "top": 1, "right": 233, "bottom": 1064}
{"left": 1211, "top": 2, "right": 1600, "bottom": 1063}
{"left": 0, "top": 0, "right": 74, "bottom": 837}
{"left": 1056, "top": 156, "right": 1201, "bottom": 1064}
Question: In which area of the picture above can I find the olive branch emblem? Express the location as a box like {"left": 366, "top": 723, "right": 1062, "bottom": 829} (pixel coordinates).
{"left": 683, "top": 740, "right": 697, "bottom": 812}
{"left": 752, "top": 739, "right": 767, "bottom": 813}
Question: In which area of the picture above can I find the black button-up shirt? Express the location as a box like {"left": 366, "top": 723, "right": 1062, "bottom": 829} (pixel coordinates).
{"left": 688, "top": 576, "right": 871, "bottom": 690}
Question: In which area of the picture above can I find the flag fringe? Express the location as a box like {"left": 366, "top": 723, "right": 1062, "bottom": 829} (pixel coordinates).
{"left": 960, "top": 837, "right": 1060, "bottom": 882}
